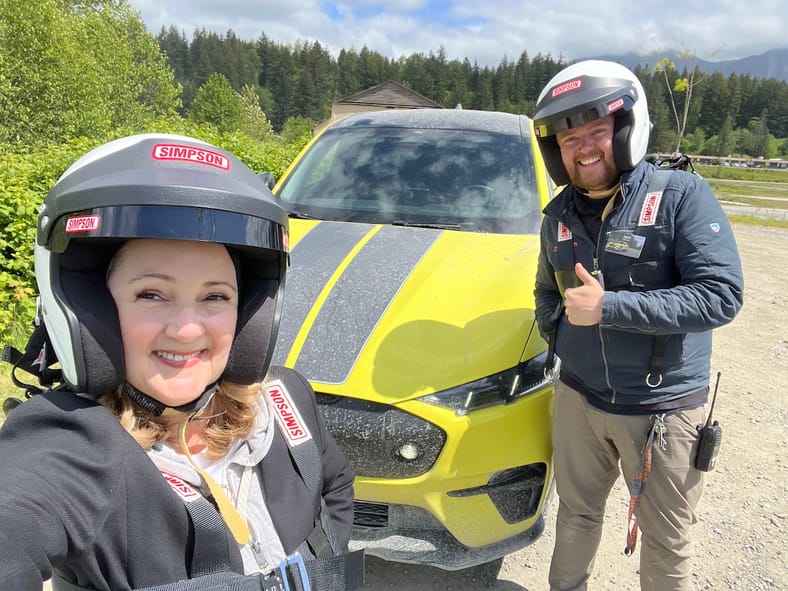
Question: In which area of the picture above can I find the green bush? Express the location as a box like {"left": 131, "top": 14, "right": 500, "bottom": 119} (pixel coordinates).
{"left": 0, "top": 122, "right": 309, "bottom": 347}
{"left": 0, "top": 136, "right": 100, "bottom": 344}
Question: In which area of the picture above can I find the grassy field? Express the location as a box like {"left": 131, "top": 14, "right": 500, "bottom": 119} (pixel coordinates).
{"left": 2, "top": 169, "right": 787, "bottom": 421}
{"left": 706, "top": 178, "right": 788, "bottom": 209}
{"left": 695, "top": 164, "right": 788, "bottom": 182}
{"left": 708, "top": 178, "right": 788, "bottom": 202}
{"left": 696, "top": 164, "right": 788, "bottom": 214}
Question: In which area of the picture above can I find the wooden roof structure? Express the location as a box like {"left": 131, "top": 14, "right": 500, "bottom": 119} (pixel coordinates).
{"left": 314, "top": 80, "right": 443, "bottom": 133}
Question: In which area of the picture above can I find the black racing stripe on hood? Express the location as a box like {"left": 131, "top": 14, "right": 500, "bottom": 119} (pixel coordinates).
{"left": 294, "top": 225, "right": 441, "bottom": 385}
{"left": 271, "top": 221, "right": 371, "bottom": 365}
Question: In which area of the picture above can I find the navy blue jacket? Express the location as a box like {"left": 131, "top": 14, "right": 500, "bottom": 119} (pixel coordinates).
{"left": 534, "top": 160, "right": 744, "bottom": 407}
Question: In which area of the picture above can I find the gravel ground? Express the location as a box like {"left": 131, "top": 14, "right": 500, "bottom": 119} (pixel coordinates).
{"left": 362, "top": 223, "right": 788, "bottom": 590}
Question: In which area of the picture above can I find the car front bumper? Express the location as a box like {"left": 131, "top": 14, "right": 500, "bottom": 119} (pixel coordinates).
{"left": 350, "top": 500, "right": 547, "bottom": 570}
{"left": 317, "top": 384, "right": 554, "bottom": 567}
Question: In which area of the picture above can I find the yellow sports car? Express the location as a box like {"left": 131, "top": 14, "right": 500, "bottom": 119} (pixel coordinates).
{"left": 268, "top": 108, "right": 556, "bottom": 571}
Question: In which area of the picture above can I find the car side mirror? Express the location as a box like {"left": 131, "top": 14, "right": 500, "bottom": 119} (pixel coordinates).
{"left": 258, "top": 172, "right": 276, "bottom": 190}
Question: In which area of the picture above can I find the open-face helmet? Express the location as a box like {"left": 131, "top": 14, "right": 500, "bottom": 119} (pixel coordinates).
{"left": 35, "top": 133, "right": 289, "bottom": 398}
{"left": 533, "top": 60, "right": 651, "bottom": 186}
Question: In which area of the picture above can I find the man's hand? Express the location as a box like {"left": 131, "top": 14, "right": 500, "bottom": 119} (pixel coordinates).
{"left": 564, "top": 262, "right": 604, "bottom": 326}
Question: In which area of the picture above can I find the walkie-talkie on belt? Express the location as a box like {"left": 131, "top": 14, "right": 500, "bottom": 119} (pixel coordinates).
{"left": 695, "top": 371, "right": 723, "bottom": 472}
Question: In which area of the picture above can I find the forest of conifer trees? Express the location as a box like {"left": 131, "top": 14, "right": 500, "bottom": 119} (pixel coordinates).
{"left": 156, "top": 27, "right": 788, "bottom": 158}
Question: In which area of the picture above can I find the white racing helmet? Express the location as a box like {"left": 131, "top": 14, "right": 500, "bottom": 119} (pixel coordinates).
{"left": 35, "top": 133, "right": 289, "bottom": 397}
{"left": 533, "top": 60, "right": 651, "bottom": 186}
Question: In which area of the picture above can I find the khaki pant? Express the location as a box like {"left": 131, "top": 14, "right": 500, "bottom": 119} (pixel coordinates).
{"left": 549, "top": 381, "right": 706, "bottom": 591}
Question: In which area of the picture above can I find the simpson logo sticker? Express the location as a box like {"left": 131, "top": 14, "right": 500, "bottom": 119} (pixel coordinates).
{"left": 268, "top": 380, "right": 312, "bottom": 446}
{"left": 557, "top": 221, "right": 573, "bottom": 241}
{"left": 65, "top": 215, "right": 100, "bottom": 233}
{"left": 639, "top": 191, "right": 663, "bottom": 226}
{"left": 552, "top": 79, "right": 582, "bottom": 97}
{"left": 160, "top": 471, "right": 201, "bottom": 502}
{"left": 607, "top": 98, "right": 625, "bottom": 113}
{"left": 152, "top": 143, "right": 230, "bottom": 170}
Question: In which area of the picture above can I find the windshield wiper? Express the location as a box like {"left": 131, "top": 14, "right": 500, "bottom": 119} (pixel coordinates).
{"left": 391, "top": 220, "right": 463, "bottom": 230}
{"left": 288, "top": 210, "right": 317, "bottom": 220}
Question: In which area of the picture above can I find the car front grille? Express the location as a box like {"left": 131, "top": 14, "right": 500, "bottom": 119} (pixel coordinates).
{"left": 351, "top": 463, "right": 547, "bottom": 531}
{"left": 315, "top": 392, "right": 446, "bottom": 478}
{"left": 353, "top": 501, "right": 389, "bottom": 527}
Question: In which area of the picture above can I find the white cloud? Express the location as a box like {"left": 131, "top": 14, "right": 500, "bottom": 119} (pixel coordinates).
{"left": 127, "top": 0, "right": 788, "bottom": 66}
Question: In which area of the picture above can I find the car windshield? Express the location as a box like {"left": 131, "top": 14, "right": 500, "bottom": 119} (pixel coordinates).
{"left": 276, "top": 126, "right": 542, "bottom": 234}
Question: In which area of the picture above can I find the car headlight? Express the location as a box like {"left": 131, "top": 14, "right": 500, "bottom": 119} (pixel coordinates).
{"left": 420, "top": 351, "right": 552, "bottom": 415}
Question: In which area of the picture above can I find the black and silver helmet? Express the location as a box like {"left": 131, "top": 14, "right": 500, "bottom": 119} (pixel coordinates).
{"left": 533, "top": 60, "right": 651, "bottom": 186}
{"left": 35, "top": 133, "right": 289, "bottom": 396}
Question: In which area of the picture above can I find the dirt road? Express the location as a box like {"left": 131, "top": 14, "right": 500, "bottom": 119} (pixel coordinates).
{"left": 362, "top": 223, "right": 788, "bottom": 590}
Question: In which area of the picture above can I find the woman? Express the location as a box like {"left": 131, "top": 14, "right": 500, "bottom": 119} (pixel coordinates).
{"left": 0, "top": 134, "right": 361, "bottom": 590}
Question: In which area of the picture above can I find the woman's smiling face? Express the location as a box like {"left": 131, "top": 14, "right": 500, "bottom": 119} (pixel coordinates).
{"left": 107, "top": 239, "right": 238, "bottom": 408}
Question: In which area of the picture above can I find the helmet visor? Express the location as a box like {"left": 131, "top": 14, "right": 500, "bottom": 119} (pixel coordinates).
{"left": 534, "top": 82, "right": 637, "bottom": 138}
{"left": 46, "top": 205, "right": 287, "bottom": 255}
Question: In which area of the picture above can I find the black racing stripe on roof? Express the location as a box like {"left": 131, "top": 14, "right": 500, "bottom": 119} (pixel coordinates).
{"left": 293, "top": 224, "right": 441, "bottom": 385}
{"left": 271, "top": 221, "right": 371, "bottom": 365}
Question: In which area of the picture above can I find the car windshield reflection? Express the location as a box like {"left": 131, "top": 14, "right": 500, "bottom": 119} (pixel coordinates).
{"left": 276, "top": 127, "right": 542, "bottom": 234}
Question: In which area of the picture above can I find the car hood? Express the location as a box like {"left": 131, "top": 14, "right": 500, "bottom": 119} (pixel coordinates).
{"left": 271, "top": 219, "right": 543, "bottom": 404}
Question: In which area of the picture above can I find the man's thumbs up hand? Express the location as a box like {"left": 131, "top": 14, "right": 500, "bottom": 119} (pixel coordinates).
{"left": 564, "top": 262, "right": 604, "bottom": 326}
{"left": 576, "top": 262, "right": 602, "bottom": 287}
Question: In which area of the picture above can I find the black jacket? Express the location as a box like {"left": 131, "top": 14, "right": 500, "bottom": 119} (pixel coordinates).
{"left": 0, "top": 367, "right": 354, "bottom": 590}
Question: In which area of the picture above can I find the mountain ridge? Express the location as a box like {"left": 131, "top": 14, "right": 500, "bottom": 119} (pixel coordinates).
{"left": 582, "top": 48, "right": 788, "bottom": 82}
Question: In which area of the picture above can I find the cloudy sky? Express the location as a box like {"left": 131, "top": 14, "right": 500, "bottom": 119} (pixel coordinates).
{"left": 127, "top": 0, "right": 787, "bottom": 67}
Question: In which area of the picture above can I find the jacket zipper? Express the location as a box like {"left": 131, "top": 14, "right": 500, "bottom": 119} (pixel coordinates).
{"left": 594, "top": 207, "right": 617, "bottom": 402}
{"left": 249, "top": 521, "right": 271, "bottom": 570}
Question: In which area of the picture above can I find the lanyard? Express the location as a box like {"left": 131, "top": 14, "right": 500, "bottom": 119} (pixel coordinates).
{"left": 624, "top": 413, "right": 667, "bottom": 556}
{"left": 178, "top": 417, "right": 251, "bottom": 545}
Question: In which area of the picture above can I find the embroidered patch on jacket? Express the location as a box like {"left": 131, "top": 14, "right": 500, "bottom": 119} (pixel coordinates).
{"left": 557, "top": 221, "right": 572, "bottom": 241}
{"left": 639, "top": 191, "right": 663, "bottom": 226}
{"left": 268, "top": 379, "right": 313, "bottom": 446}
{"left": 160, "top": 471, "right": 201, "bottom": 502}
{"left": 710, "top": 222, "right": 721, "bottom": 233}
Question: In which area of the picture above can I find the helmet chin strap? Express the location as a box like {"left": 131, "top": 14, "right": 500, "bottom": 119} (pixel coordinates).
{"left": 119, "top": 381, "right": 221, "bottom": 417}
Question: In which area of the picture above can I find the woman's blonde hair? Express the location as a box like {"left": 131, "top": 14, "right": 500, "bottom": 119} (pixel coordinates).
{"left": 100, "top": 381, "right": 261, "bottom": 459}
